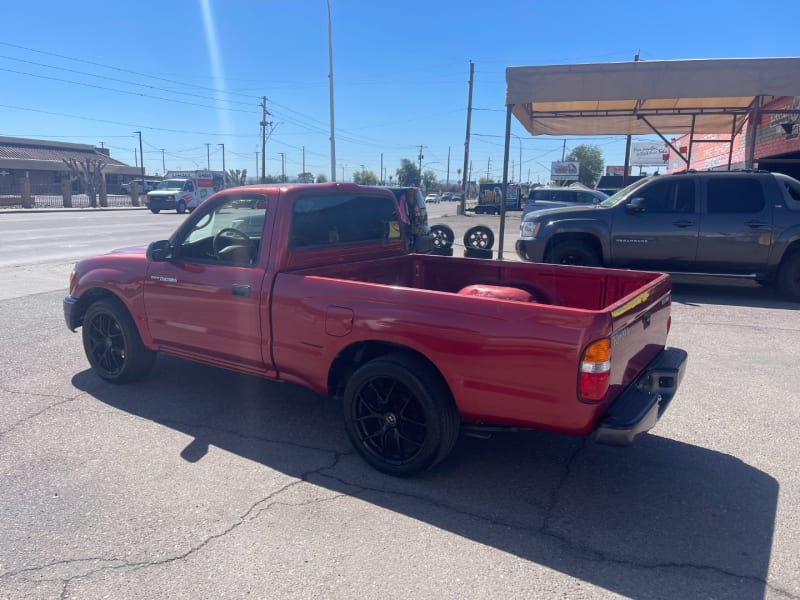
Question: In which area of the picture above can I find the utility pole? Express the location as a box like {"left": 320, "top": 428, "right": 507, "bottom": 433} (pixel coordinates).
{"left": 255, "top": 152, "right": 259, "bottom": 183}
{"left": 161, "top": 149, "right": 165, "bottom": 175}
{"left": 133, "top": 131, "right": 144, "bottom": 207}
{"left": 461, "top": 60, "right": 475, "bottom": 214}
{"left": 486, "top": 156, "right": 491, "bottom": 181}
{"left": 446, "top": 146, "right": 450, "bottom": 189}
{"left": 205, "top": 143, "right": 210, "bottom": 170}
{"left": 326, "top": 0, "right": 336, "bottom": 181}
{"left": 134, "top": 147, "right": 138, "bottom": 168}
{"left": 302, "top": 146, "right": 305, "bottom": 174}
{"left": 260, "top": 96, "right": 271, "bottom": 184}
{"left": 417, "top": 145, "right": 424, "bottom": 186}
{"left": 218, "top": 143, "right": 226, "bottom": 186}
{"left": 561, "top": 139, "right": 567, "bottom": 161}
{"left": 380, "top": 153, "right": 384, "bottom": 185}
{"left": 279, "top": 152, "right": 286, "bottom": 182}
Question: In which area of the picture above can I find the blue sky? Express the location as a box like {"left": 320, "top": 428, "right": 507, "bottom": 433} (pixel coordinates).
{"left": 1, "top": 0, "right": 797, "bottom": 185}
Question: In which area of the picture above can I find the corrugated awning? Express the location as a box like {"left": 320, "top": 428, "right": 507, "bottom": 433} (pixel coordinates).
{"left": 506, "top": 57, "right": 800, "bottom": 136}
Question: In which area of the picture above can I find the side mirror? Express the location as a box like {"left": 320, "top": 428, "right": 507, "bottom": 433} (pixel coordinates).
{"left": 626, "top": 197, "right": 646, "bottom": 213}
{"left": 146, "top": 240, "right": 172, "bottom": 261}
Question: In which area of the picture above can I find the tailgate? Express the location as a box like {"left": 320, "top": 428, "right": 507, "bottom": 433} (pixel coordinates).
{"left": 605, "top": 273, "right": 674, "bottom": 403}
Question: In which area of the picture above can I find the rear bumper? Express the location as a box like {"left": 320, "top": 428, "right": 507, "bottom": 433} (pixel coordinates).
{"left": 594, "top": 347, "right": 688, "bottom": 446}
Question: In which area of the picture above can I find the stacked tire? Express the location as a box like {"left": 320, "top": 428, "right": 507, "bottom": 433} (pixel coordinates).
{"left": 463, "top": 225, "right": 494, "bottom": 259}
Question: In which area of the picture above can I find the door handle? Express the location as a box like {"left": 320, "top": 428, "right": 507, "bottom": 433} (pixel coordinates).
{"left": 671, "top": 220, "right": 694, "bottom": 228}
{"left": 231, "top": 284, "right": 251, "bottom": 297}
{"left": 745, "top": 220, "right": 768, "bottom": 228}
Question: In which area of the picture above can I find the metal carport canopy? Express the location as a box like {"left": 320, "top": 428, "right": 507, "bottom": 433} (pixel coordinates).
{"left": 492, "top": 57, "right": 800, "bottom": 260}
{"left": 505, "top": 57, "right": 800, "bottom": 136}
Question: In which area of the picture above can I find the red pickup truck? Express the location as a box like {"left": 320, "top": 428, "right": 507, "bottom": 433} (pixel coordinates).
{"left": 64, "top": 183, "right": 687, "bottom": 476}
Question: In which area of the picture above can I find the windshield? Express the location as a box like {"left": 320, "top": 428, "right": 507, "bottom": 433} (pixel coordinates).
{"left": 600, "top": 177, "right": 653, "bottom": 207}
{"left": 156, "top": 179, "right": 185, "bottom": 190}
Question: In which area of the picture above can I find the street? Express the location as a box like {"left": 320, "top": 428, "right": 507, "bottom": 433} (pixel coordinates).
{"left": 1, "top": 209, "right": 799, "bottom": 599}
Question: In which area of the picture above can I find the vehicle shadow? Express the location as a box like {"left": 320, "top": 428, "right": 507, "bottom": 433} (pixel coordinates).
{"left": 73, "top": 357, "right": 777, "bottom": 599}
{"left": 670, "top": 276, "right": 799, "bottom": 310}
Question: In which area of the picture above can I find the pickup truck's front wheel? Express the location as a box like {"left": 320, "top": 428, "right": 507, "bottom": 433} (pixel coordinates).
{"left": 545, "top": 240, "right": 600, "bottom": 267}
{"left": 82, "top": 298, "right": 156, "bottom": 383}
{"left": 778, "top": 251, "right": 800, "bottom": 301}
{"left": 343, "top": 353, "right": 460, "bottom": 476}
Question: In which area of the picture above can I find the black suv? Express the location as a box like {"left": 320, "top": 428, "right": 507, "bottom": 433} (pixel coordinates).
{"left": 516, "top": 170, "right": 800, "bottom": 300}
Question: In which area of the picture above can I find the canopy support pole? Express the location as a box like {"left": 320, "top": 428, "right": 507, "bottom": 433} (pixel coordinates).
{"left": 639, "top": 115, "right": 689, "bottom": 165}
{"left": 687, "top": 115, "right": 697, "bottom": 169}
{"left": 727, "top": 115, "right": 737, "bottom": 170}
{"left": 746, "top": 96, "right": 762, "bottom": 169}
{"left": 498, "top": 104, "right": 513, "bottom": 260}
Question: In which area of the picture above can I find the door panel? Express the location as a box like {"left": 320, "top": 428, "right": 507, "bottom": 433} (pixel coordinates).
{"left": 695, "top": 177, "right": 772, "bottom": 274}
{"left": 610, "top": 179, "right": 699, "bottom": 271}
{"left": 143, "top": 192, "right": 272, "bottom": 370}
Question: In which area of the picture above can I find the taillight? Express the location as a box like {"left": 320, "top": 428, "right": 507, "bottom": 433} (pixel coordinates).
{"left": 579, "top": 338, "right": 611, "bottom": 402}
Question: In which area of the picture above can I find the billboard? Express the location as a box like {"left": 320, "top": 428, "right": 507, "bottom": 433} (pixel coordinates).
{"left": 631, "top": 142, "right": 669, "bottom": 166}
{"left": 550, "top": 161, "right": 579, "bottom": 181}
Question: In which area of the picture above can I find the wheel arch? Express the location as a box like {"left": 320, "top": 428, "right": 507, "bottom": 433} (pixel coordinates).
{"left": 69, "top": 287, "right": 125, "bottom": 330}
{"left": 327, "top": 340, "right": 452, "bottom": 402}
{"left": 543, "top": 231, "right": 605, "bottom": 264}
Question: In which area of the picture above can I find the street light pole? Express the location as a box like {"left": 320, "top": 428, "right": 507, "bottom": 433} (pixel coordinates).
{"left": 133, "top": 131, "right": 144, "bottom": 207}
{"left": 205, "top": 143, "right": 210, "bottom": 170}
{"left": 218, "top": 143, "right": 226, "bottom": 186}
{"left": 326, "top": 0, "right": 336, "bottom": 181}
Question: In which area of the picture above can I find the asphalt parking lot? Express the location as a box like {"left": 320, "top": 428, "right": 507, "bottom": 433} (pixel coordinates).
{"left": 1, "top": 208, "right": 799, "bottom": 599}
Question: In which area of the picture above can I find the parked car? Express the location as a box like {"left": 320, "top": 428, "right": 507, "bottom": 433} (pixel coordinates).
{"left": 441, "top": 192, "right": 454, "bottom": 201}
{"left": 516, "top": 169, "right": 800, "bottom": 300}
{"left": 424, "top": 193, "right": 441, "bottom": 203}
{"left": 521, "top": 187, "right": 608, "bottom": 217}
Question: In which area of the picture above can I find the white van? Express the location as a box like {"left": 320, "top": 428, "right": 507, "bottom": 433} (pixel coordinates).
{"left": 145, "top": 171, "right": 218, "bottom": 214}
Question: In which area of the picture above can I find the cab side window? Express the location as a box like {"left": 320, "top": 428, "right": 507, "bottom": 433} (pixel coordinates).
{"left": 707, "top": 178, "right": 765, "bottom": 213}
{"left": 176, "top": 194, "right": 268, "bottom": 266}
{"left": 184, "top": 181, "right": 195, "bottom": 192}
{"left": 636, "top": 180, "right": 695, "bottom": 213}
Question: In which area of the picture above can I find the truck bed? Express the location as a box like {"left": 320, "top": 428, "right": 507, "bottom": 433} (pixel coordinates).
{"left": 273, "top": 254, "right": 673, "bottom": 435}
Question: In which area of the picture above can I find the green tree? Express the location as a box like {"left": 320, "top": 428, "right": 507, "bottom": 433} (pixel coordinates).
{"left": 478, "top": 176, "right": 495, "bottom": 184}
{"left": 316, "top": 173, "right": 327, "bottom": 183}
{"left": 421, "top": 169, "right": 438, "bottom": 191}
{"left": 395, "top": 159, "right": 420, "bottom": 186}
{"left": 353, "top": 170, "right": 379, "bottom": 185}
{"left": 564, "top": 144, "right": 604, "bottom": 187}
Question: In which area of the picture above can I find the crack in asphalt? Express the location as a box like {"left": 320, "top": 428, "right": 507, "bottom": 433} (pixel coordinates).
{"left": 0, "top": 388, "right": 82, "bottom": 440}
{"left": 2, "top": 396, "right": 795, "bottom": 598}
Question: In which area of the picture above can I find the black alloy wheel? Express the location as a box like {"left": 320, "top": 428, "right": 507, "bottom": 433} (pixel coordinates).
{"left": 82, "top": 298, "right": 156, "bottom": 383}
{"left": 545, "top": 240, "right": 600, "bottom": 267}
{"left": 343, "top": 353, "right": 460, "bottom": 476}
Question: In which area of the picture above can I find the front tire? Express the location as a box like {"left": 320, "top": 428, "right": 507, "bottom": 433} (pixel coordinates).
{"left": 82, "top": 298, "right": 156, "bottom": 383}
{"left": 778, "top": 251, "right": 800, "bottom": 301}
{"left": 149, "top": 208, "right": 160, "bottom": 214}
{"left": 177, "top": 200, "right": 187, "bottom": 214}
{"left": 343, "top": 352, "right": 460, "bottom": 476}
{"left": 545, "top": 239, "right": 600, "bottom": 266}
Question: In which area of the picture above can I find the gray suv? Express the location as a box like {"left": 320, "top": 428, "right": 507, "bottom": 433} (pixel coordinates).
{"left": 516, "top": 170, "right": 800, "bottom": 300}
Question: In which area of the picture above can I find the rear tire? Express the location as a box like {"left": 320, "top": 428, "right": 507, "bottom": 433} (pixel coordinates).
{"left": 545, "top": 240, "right": 600, "bottom": 266}
{"left": 464, "top": 247, "right": 493, "bottom": 259}
{"left": 82, "top": 298, "right": 156, "bottom": 383}
{"left": 778, "top": 252, "right": 800, "bottom": 301}
{"left": 342, "top": 352, "right": 460, "bottom": 476}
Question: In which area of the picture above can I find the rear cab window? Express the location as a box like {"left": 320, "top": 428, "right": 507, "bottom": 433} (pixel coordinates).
{"left": 290, "top": 193, "right": 401, "bottom": 249}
